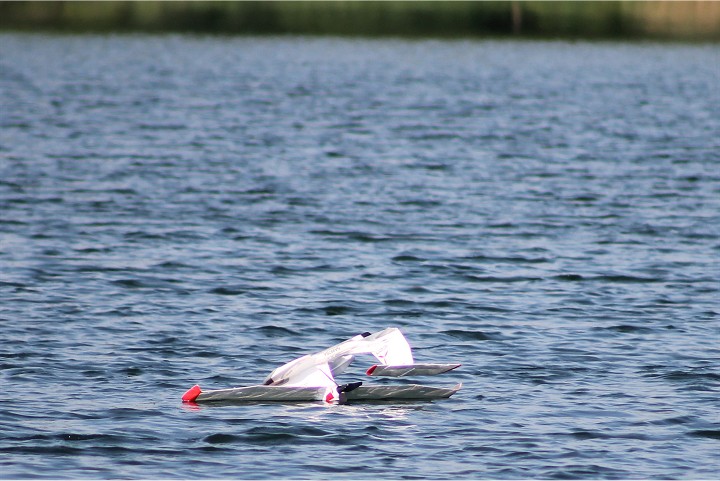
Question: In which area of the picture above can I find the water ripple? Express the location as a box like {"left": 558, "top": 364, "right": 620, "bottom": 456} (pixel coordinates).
{"left": 1, "top": 34, "right": 718, "bottom": 479}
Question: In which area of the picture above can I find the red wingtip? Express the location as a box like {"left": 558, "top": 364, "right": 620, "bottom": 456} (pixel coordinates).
{"left": 366, "top": 365, "right": 378, "bottom": 376}
{"left": 182, "top": 384, "right": 202, "bottom": 402}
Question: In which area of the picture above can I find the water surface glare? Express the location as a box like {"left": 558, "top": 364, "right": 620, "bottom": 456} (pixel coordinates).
{"left": 1, "top": 34, "right": 719, "bottom": 479}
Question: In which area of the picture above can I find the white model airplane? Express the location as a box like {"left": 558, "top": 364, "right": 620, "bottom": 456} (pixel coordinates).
{"left": 182, "top": 327, "right": 461, "bottom": 404}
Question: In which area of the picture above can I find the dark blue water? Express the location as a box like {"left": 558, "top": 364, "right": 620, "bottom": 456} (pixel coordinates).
{"left": 1, "top": 34, "right": 719, "bottom": 479}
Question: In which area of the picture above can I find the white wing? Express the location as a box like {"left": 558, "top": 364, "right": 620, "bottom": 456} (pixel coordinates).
{"left": 366, "top": 363, "right": 461, "bottom": 376}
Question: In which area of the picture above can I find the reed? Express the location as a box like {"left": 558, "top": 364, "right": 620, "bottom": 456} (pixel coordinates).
{"left": 0, "top": 1, "right": 718, "bottom": 40}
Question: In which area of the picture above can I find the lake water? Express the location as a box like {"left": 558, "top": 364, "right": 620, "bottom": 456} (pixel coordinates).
{"left": 1, "top": 34, "right": 719, "bottom": 479}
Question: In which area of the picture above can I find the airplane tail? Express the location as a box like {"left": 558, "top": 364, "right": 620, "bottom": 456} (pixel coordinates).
{"left": 358, "top": 327, "right": 414, "bottom": 365}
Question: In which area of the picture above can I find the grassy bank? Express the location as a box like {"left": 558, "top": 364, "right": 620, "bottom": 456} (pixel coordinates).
{"left": 0, "top": 1, "right": 718, "bottom": 40}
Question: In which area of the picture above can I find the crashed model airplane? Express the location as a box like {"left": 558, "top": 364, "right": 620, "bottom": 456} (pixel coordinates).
{"left": 182, "top": 327, "right": 461, "bottom": 404}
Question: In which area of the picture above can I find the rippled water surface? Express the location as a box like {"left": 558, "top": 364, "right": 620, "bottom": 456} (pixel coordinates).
{"left": 1, "top": 34, "right": 719, "bottom": 479}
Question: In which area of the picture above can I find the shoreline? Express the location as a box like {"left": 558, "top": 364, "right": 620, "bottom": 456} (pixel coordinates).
{"left": 1, "top": 1, "right": 718, "bottom": 41}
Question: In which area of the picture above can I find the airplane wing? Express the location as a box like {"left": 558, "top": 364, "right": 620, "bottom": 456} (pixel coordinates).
{"left": 366, "top": 363, "right": 461, "bottom": 377}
